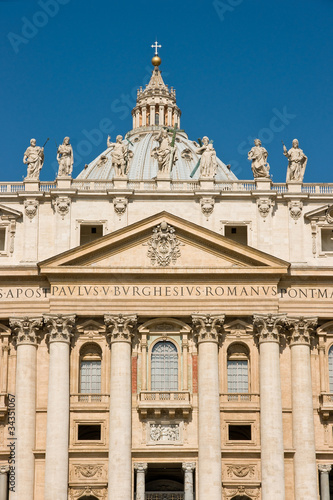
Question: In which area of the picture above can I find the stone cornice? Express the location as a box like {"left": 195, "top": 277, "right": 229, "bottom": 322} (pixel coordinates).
{"left": 286, "top": 316, "right": 318, "bottom": 346}
{"left": 104, "top": 314, "right": 137, "bottom": 344}
{"left": 44, "top": 314, "right": 76, "bottom": 344}
{"left": 192, "top": 314, "right": 225, "bottom": 343}
{"left": 9, "top": 316, "right": 43, "bottom": 346}
{"left": 253, "top": 313, "right": 287, "bottom": 343}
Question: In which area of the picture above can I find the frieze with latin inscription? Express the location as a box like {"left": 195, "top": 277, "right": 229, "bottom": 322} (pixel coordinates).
{"left": 0, "top": 284, "right": 333, "bottom": 300}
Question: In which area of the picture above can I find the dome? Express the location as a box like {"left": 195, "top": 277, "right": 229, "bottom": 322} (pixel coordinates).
{"left": 76, "top": 126, "right": 237, "bottom": 182}
{"left": 77, "top": 53, "right": 238, "bottom": 182}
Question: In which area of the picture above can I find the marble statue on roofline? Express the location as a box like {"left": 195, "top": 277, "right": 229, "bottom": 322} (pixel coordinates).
{"left": 283, "top": 139, "right": 307, "bottom": 182}
{"left": 107, "top": 135, "right": 129, "bottom": 177}
{"left": 23, "top": 138, "right": 44, "bottom": 180}
{"left": 57, "top": 137, "right": 74, "bottom": 177}
{"left": 193, "top": 136, "right": 217, "bottom": 178}
{"left": 248, "top": 139, "right": 270, "bottom": 179}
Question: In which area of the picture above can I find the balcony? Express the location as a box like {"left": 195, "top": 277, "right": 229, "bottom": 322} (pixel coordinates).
{"left": 145, "top": 494, "right": 184, "bottom": 500}
{"left": 137, "top": 391, "right": 192, "bottom": 418}
{"left": 319, "top": 393, "right": 333, "bottom": 419}
{"left": 220, "top": 393, "right": 260, "bottom": 411}
{"left": 70, "top": 393, "right": 109, "bottom": 410}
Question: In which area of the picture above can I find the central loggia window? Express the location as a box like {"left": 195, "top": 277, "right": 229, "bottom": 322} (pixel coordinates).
{"left": 227, "top": 343, "right": 249, "bottom": 394}
{"left": 151, "top": 341, "right": 178, "bottom": 391}
{"left": 80, "top": 343, "right": 102, "bottom": 394}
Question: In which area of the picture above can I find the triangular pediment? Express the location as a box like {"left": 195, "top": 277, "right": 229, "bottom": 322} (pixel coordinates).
{"left": 39, "top": 212, "right": 289, "bottom": 276}
{"left": 0, "top": 204, "right": 22, "bottom": 219}
{"left": 305, "top": 204, "right": 333, "bottom": 221}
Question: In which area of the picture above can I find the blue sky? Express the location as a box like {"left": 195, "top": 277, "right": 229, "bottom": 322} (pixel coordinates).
{"left": 1, "top": 0, "right": 332, "bottom": 182}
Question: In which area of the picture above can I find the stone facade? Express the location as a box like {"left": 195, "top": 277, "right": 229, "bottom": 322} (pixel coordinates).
{"left": 0, "top": 51, "right": 333, "bottom": 499}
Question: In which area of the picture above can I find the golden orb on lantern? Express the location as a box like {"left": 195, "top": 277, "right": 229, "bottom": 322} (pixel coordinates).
{"left": 152, "top": 55, "right": 161, "bottom": 66}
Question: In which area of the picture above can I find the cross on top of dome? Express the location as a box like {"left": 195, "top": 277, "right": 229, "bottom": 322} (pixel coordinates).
{"left": 151, "top": 40, "right": 162, "bottom": 67}
{"left": 151, "top": 40, "right": 162, "bottom": 55}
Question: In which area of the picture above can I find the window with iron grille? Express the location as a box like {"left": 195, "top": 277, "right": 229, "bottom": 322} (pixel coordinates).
{"left": 151, "top": 341, "right": 178, "bottom": 391}
{"left": 227, "top": 360, "right": 248, "bottom": 393}
{"left": 80, "top": 360, "right": 101, "bottom": 394}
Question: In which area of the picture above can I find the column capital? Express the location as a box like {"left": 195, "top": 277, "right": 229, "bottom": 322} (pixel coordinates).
{"left": 318, "top": 464, "right": 332, "bottom": 473}
{"left": 253, "top": 313, "right": 287, "bottom": 343}
{"left": 44, "top": 314, "right": 76, "bottom": 344}
{"left": 134, "top": 462, "right": 148, "bottom": 473}
{"left": 0, "top": 465, "right": 9, "bottom": 474}
{"left": 182, "top": 462, "right": 196, "bottom": 472}
{"left": 191, "top": 313, "right": 225, "bottom": 343}
{"left": 104, "top": 313, "right": 137, "bottom": 344}
{"left": 9, "top": 316, "right": 43, "bottom": 346}
{"left": 286, "top": 316, "right": 318, "bottom": 346}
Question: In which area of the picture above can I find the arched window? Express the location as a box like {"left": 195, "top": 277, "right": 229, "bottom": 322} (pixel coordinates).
{"left": 155, "top": 113, "right": 159, "bottom": 125}
{"left": 80, "top": 343, "right": 102, "bottom": 395}
{"left": 227, "top": 343, "right": 249, "bottom": 394}
{"left": 329, "top": 345, "right": 333, "bottom": 392}
{"left": 151, "top": 341, "right": 178, "bottom": 391}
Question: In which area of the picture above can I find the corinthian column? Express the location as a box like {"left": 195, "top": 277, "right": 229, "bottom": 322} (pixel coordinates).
{"left": 43, "top": 314, "right": 76, "bottom": 500}
{"left": 253, "top": 314, "right": 286, "bottom": 500}
{"left": 9, "top": 316, "right": 43, "bottom": 500}
{"left": 105, "top": 314, "right": 137, "bottom": 500}
{"left": 287, "top": 316, "right": 318, "bottom": 500}
{"left": 134, "top": 462, "right": 147, "bottom": 500}
{"left": 192, "top": 313, "right": 224, "bottom": 500}
{"left": 319, "top": 464, "right": 331, "bottom": 500}
{"left": 182, "top": 462, "right": 195, "bottom": 500}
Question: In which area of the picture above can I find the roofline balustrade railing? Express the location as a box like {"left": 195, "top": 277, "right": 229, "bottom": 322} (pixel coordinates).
{"left": 0, "top": 179, "right": 332, "bottom": 194}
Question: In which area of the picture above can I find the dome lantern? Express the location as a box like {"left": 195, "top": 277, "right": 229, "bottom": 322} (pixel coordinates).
{"left": 131, "top": 42, "right": 181, "bottom": 130}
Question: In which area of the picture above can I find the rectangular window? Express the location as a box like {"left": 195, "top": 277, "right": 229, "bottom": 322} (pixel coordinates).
{"left": 227, "top": 360, "right": 248, "bottom": 393}
{"left": 80, "top": 224, "right": 103, "bottom": 245}
{"left": 321, "top": 228, "right": 333, "bottom": 252}
{"left": 224, "top": 225, "right": 248, "bottom": 245}
{"left": 0, "top": 228, "right": 6, "bottom": 252}
{"left": 78, "top": 424, "right": 101, "bottom": 441}
{"left": 228, "top": 424, "right": 251, "bottom": 441}
{"left": 80, "top": 360, "right": 101, "bottom": 394}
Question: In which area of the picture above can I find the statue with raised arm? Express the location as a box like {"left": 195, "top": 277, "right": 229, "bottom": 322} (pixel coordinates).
{"left": 57, "top": 137, "right": 74, "bottom": 177}
{"left": 107, "top": 135, "right": 128, "bottom": 177}
{"left": 193, "top": 136, "right": 217, "bottom": 178}
{"left": 283, "top": 139, "right": 307, "bottom": 182}
{"left": 23, "top": 138, "right": 44, "bottom": 180}
{"left": 248, "top": 139, "right": 270, "bottom": 178}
